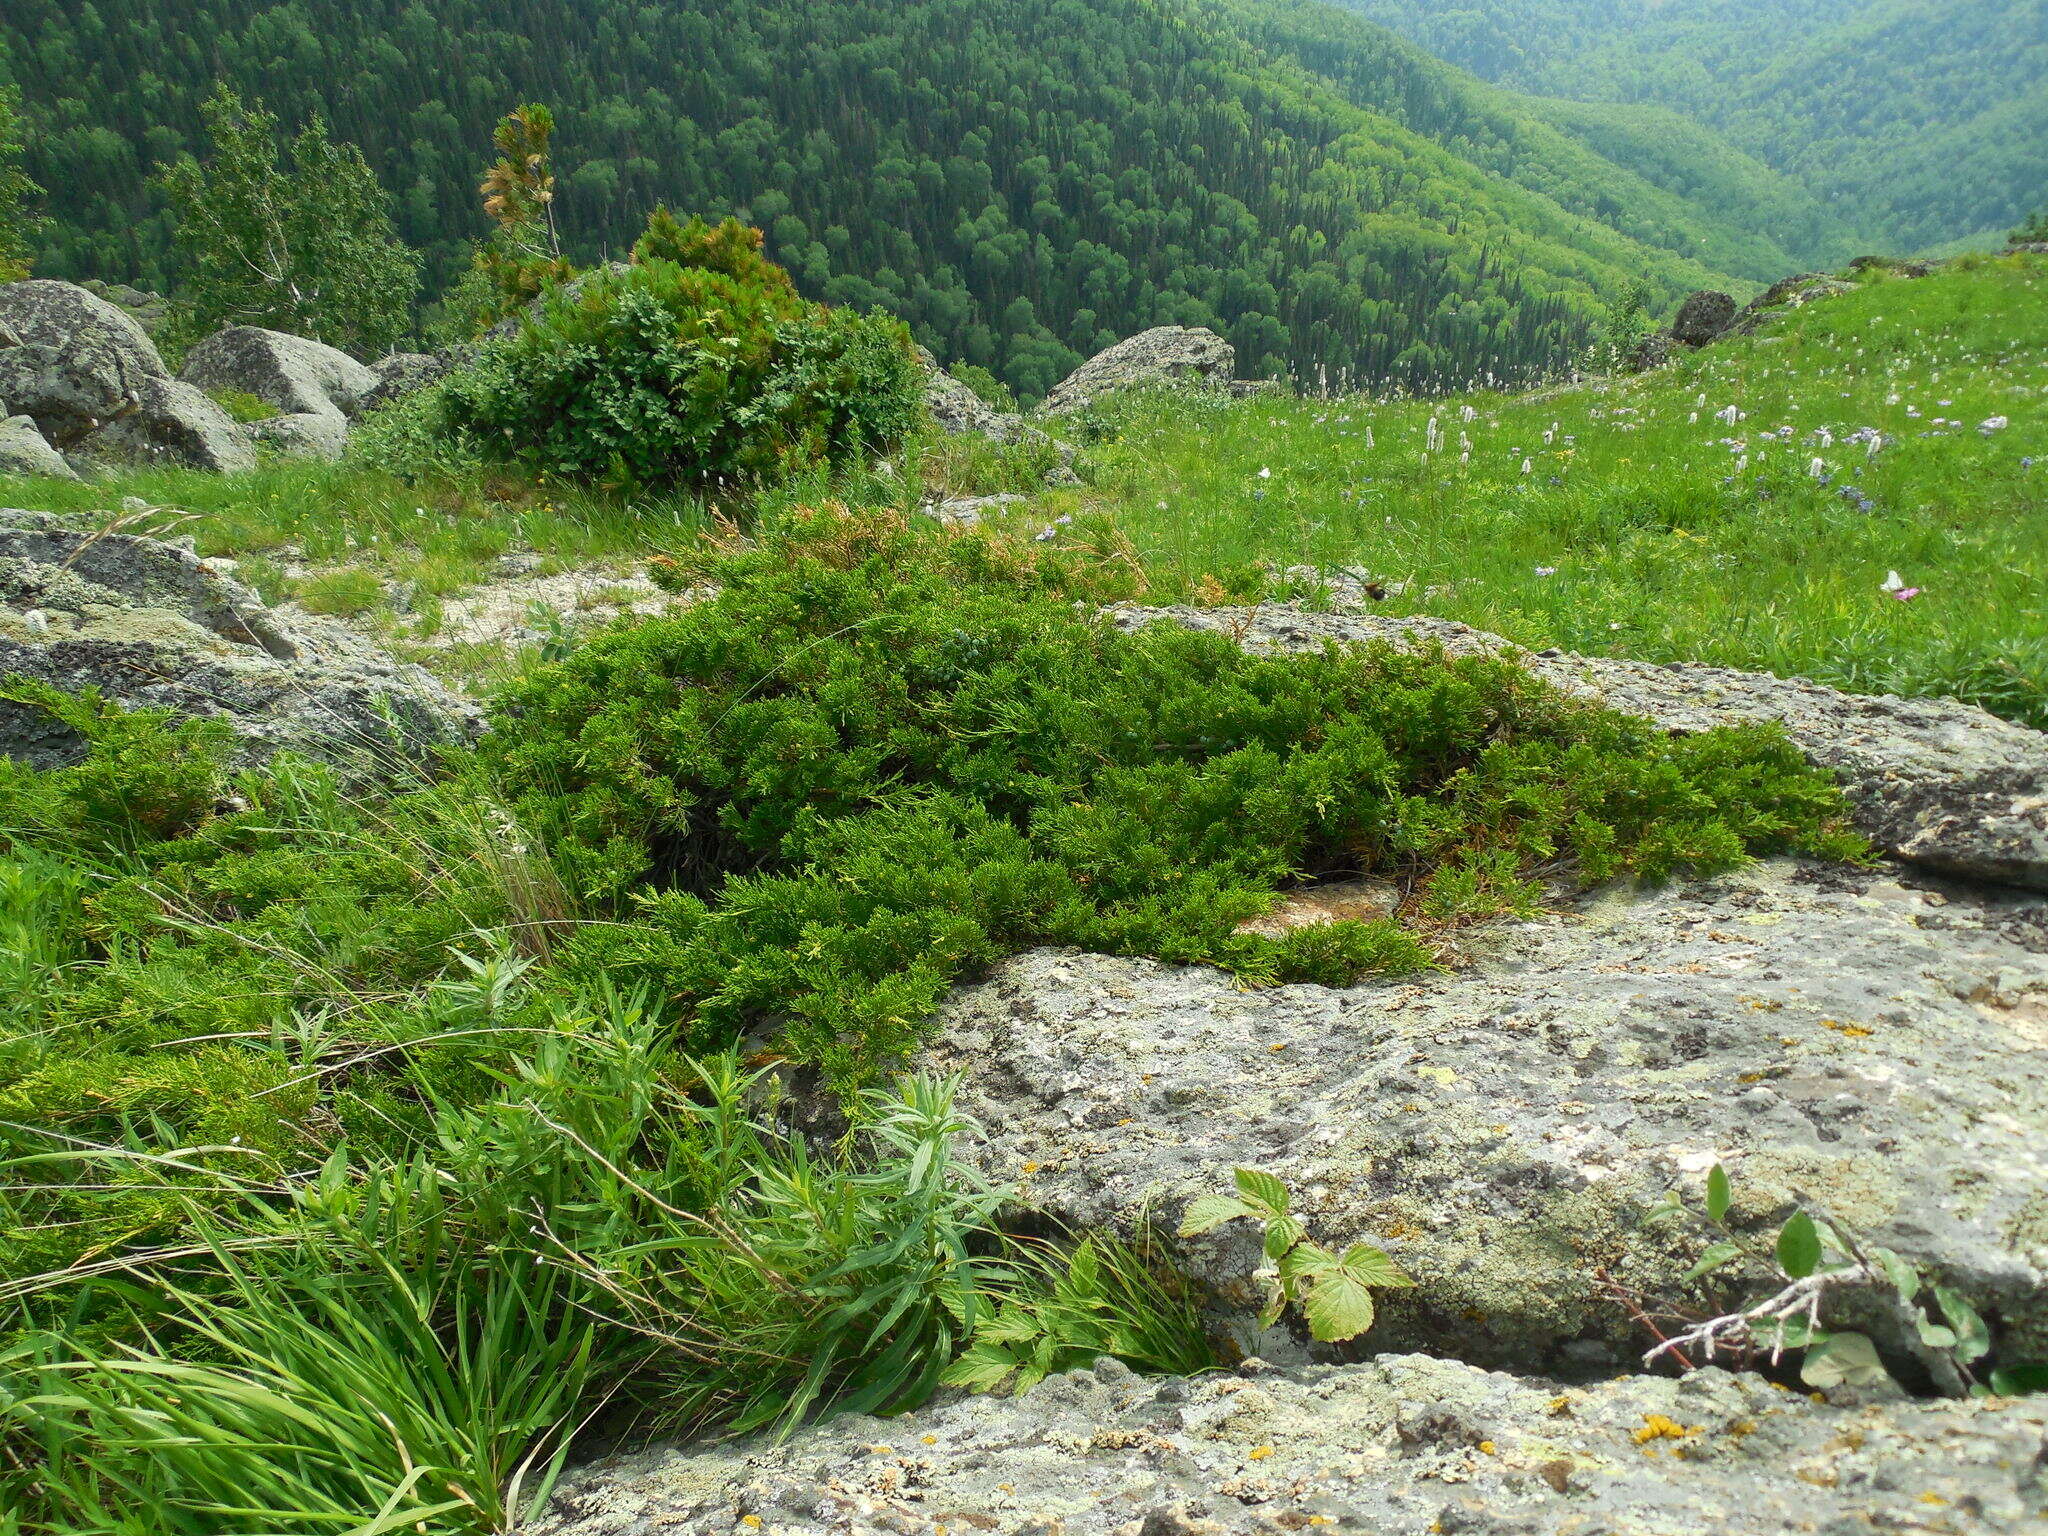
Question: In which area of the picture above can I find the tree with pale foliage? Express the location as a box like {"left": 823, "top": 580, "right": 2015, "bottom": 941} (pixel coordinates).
{"left": 0, "top": 82, "right": 45, "bottom": 281}
{"left": 156, "top": 84, "right": 420, "bottom": 355}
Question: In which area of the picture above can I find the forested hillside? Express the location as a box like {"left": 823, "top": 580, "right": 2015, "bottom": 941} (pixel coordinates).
{"left": 1337, "top": 0, "right": 2048, "bottom": 254}
{"left": 1, "top": 0, "right": 1789, "bottom": 394}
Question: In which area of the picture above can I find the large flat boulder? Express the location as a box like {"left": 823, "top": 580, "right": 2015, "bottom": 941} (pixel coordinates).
{"left": 0, "top": 279, "right": 168, "bottom": 380}
{"left": 1039, "top": 327, "right": 1235, "bottom": 416}
{"left": 179, "top": 325, "right": 379, "bottom": 420}
{"left": 535, "top": 1353, "right": 2048, "bottom": 1535}
{"left": 1115, "top": 606, "right": 2048, "bottom": 893}
{"left": 930, "top": 858, "right": 2048, "bottom": 1371}
{"left": 0, "top": 508, "right": 477, "bottom": 772}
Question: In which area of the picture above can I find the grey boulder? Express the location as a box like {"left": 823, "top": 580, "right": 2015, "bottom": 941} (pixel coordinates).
{"left": 0, "top": 508, "right": 477, "bottom": 773}
{"left": 360, "top": 351, "right": 450, "bottom": 413}
{"left": 247, "top": 410, "right": 352, "bottom": 461}
{"left": 1038, "top": 327, "right": 1236, "bottom": 416}
{"left": 534, "top": 1353, "right": 2048, "bottom": 1535}
{"left": 1117, "top": 606, "right": 2048, "bottom": 894}
{"left": 179, "top": 325, "right": 379, "bottom": 419}
{"left": 0, "top": 415, "right": 78, "bottom": 480}
{"left": 0, "top": 341, "right": 135, "bottom": 449}
{"left": 1670, "top": 290, "right": 1738, "bottom": 347}
{"left": 74, "top": 375, "right": 256, "bottom": 474}
{"left": 0, "top": 279, "right": 168, "bottom": 380}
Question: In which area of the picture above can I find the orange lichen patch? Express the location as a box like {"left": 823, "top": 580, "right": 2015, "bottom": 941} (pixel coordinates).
{"left": 1821, "top": 1018, "right": 1874, "bottom": 1038}
{"left": 1633, "top": 1414, "right": 1699, "bottom": 1445}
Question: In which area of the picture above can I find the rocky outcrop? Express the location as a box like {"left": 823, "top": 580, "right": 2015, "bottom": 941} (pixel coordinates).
{"left": 0, "top": 282, "right": 256, "bottom": 473}
{"left": 0, "top": 508, "right": 477, "bottom": 772}
{"left": 74, "top": 374, "right": 256, "bottom": 474}
{"left": 1669, "top": 290, "right": 1738, "bottom": 347}
{"left": 1115, "top": 606, "right": 2048, "bottom": 894}
{"left": 931, "top": 859, "right": 2048, "bottom": 1371}
{"left": 76, "top": 279, "right": 170, "bottom": 339}
{"left": 361, "top": 351, "right": 450, "bottom": 413}
{"left": 180, "top": 325, "right": 379, "bottom": 420}
{"left": 0, "top": 415, "right": 78, "bottom": 480}
{"left": 1039, "top": 327, "right": 1236, "bottom": 416}
{"left": 535, "top": 1353, "right": 2048, "bottom": 1535}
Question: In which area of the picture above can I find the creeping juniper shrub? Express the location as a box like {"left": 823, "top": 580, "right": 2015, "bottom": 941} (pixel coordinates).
{"left": 485, "top": 506, "right": 1865, "bottom": 1090}
{"left": 437, "top": 227, "right": 922, "bottom": 493}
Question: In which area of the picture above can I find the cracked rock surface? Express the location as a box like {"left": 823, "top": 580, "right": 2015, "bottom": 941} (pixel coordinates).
{"left": 535, "top": 1354, "right": 2048, "bottom": 1535}
{"left": 932, "top": 860, "right": 2048, "bottom": 1369}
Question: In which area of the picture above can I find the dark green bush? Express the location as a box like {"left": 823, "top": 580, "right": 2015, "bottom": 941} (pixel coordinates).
{"left": 486, "top": 506, "right": 1866, "bottom": 1088}
{"left": 438, "top": 244, "right": 922, "bottom": 492}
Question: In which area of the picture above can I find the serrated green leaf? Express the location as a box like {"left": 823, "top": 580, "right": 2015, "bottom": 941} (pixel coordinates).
{"left": 941, "top": 1340, "right": 1022, "bottom": 1392}
{"left": 1336, "top": 1243, "right": 1414, "bottom": 1288}
{"left": 1233, "top": 1167, "right": 1291, "bottom": 1219}
{"left": 1869, "top": 1246, "right": 1919, "bottom": 1303}
{"left": 1178, "top": 1193, "right": 1254, "bottom": 1237}
{"left": 1989, "top": 1364, "right": 2048, "bottom": 1396}
{"left": 1705, "top": 1164, "right": 1732, "bottom": 1222}
{"left": 1776, "top": 1211, "right": 1822, "bottom": 1279}
{"left": 1933, "top": 1286, "right": 1991, "bottom": 1364}
{"left": 1263, "top": 1214, "right": 1306, "bottom": 1261}
{"left": 1278, "top": 1242, "right": 1337, "bottom": 1284}
{"left": 1303, "top": 1270, "right": 1377, "bottom": 1343}
{"left": 1684, "top": 1241, "right": 1743, "bottom": 1282}
{"left": 1800, "top": 1331, "right": 1893, "bottom": 1392}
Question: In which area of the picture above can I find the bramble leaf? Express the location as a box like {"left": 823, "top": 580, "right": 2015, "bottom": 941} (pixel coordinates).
{"left": 1337, "top": 1243, "right": 1413, "bottom": 1288}
{"left": 1233, "top": 1167, "right": 1291, "bottom": 1219}
{"left": 1178, "top": 1193, "right": 1255, "bottom": 1237}
{"left": 1869, "top": 1245, "right": 1919, "bottom": 1303}
{"left": 1303, "top": 1269, "right": 1376, "bottom": 1343}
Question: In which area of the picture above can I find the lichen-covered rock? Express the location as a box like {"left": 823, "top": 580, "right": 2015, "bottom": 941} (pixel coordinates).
{"left": 0, "top": 279, "right": 168, "bottom": 380}
{"left": 0, "top": 508, "right": 477, "bottom": 771}
{"left": 918, "top": 347, "right": 1010, "bottom": 437}
{"left": 74, "top": 375, "right": 256, "bottom": 474}
{"left": 0, "top": 414, "right": 78, "bottom": 480}
{"left": 360, "top": 351, "right": 450, "bottom": 413}
{"left": 76, "top": 279, "right": 170, "bottom": 338}
{"left": 929, "top": 858, "right": 2048, "bottom": 1370}
{"left": 533, "top": 1353, "right": 2048, "bottom": 1535}
{"left": 1038, "top": 327, "right": 1235, "bottom": 416}
{"left": 0, "top": 339, "right": 138, "bottom": 449}
{"left": 247, "top": 409, "right": 352, "bottom": 461}
{"left": 1114, "top": 606, "right": 2048, "bottom": 893}
{"left": 180, "top": 325, "right": 379, "bottom": 420}
{"left": 1670, "top": 290, "right": 1738, "bottom": 347}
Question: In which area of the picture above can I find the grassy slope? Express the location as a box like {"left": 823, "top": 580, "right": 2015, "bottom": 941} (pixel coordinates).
{"left": 3, "top": 258, "right": 2041, "bottom": 728}
{"left": 1056, "top": 253, "right": 2048, "bottom": 726}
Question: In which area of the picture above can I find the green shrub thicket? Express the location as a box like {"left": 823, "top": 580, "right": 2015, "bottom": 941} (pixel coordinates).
{"left": 435, "top": 217, "right": 924, "bottom": 493}
{"left": 0, "top": 509, "right": 1866, "bottom": 1530}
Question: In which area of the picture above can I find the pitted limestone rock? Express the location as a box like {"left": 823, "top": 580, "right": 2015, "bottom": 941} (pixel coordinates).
{"left": 0, "top": 508, "right": 476, "bottom": 771}
{"left": 927, "top": 860, "right": 2048, "bottom": 1370}
{"left": 1111, "top": 605, "right": 2048, "bottom": 893}
{"left": 533, "top": 1354, "right": 2048, "bottom": 1535}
